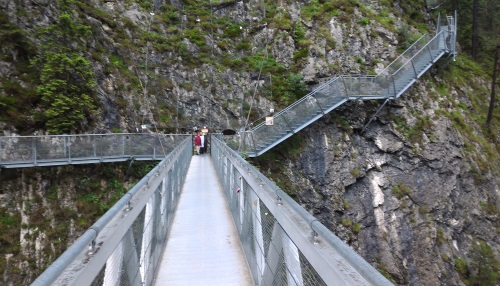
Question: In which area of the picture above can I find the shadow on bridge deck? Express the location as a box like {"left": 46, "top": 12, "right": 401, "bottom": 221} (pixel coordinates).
{"left": 154, "top": 154, "right": 253, "bottom": 285}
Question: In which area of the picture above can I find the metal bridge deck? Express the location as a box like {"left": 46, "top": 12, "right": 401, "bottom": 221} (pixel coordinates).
{"left": 154, "top": 154, "right": 253, "bottom": 285}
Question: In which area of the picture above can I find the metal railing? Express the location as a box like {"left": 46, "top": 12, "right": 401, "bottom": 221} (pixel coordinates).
{"left": 237, "top": 14, "right": 456, "bottom": 157}
{"left": 0, "top": 133, "right": 190, "bottom": 168}
{"left": 31, "top": 137, "right": 192, "bottom": 286}
{"left": 30, "top": 135, "right": 393, "bottom": 285}
{"left": 211, "top": 135, "right": 393, "bottom": 286}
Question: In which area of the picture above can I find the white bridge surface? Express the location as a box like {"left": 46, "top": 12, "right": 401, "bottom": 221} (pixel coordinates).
{"left": 154, "top": 154, "right": 253, "bottom": 285}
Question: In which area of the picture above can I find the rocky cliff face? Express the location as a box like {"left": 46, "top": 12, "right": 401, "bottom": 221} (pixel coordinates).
{"left": 266, "top": 82, "right": 500, "bottom": 285}
{"left": 0, "top": 162, "right": 155, "bottom": 285}
{"left": 1, "top": 0, "right": 499, "bottom": 285}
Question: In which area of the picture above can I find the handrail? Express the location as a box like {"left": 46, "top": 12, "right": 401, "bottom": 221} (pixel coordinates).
{"left": 238, "top": 14, "right": 456, "bottom": 157}
{"left": 251, "top": 76, "right": 342, "bottom": 129}
{"left": 31, "top": 137, "right": 192, "bottom": 285}
{"left": 378, "top": 33, "right": 429, "bottom": 75}
{"left": 211, "top": 136, "right": 393, "bottom": 285}
{"left": 0, "top": 133, "right": 190, "bottom": 168}
{"left": 390, "top": 32, "right": 443, "bottom": 76}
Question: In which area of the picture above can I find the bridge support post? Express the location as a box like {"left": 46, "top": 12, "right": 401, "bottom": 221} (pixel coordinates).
{"left": 362, "top": 98, "right": 391, "bottom": 132}
{"left": 32, "top": 138, "right": 37, "bottom": 166}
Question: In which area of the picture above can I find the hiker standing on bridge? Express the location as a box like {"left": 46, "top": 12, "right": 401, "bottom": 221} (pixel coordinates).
{"left": 200, "top": 132, "right": 206, "bottom": 154}
{"left": 194, "top": 131, "right": 202, "bottom": 155}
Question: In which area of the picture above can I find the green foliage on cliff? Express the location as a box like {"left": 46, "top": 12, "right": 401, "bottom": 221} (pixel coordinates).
{"left": 455, "top": 242, "right": 500, "bottom": 286}
{"left": 0, "top": 12, "right": 38, "bottom": 131}
{"left": 0, "top": 161, "right": 156, "bottom": 281}
{"left": 31, "top": 12, "right": 98, "bottom": 134}
{"left": 35, "top": 52, "right": 97, "bottom": 134}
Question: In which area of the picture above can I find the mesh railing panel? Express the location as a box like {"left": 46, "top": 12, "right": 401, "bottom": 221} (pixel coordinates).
{"left": 211, "top": 137, "right": 393, "bottom": 285}
{"left": 379, "top": 34, "right": 432, "bottom": 76}
{"left": 31, "top": 137, "right": 192, "bottom": 286}
{"left": 0, "top": 134, "right": 190, "bottom": 168}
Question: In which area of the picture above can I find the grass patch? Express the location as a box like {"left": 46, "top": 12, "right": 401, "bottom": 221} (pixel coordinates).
{"left": 392, "top": 183, "right": 411, "bottom": 199}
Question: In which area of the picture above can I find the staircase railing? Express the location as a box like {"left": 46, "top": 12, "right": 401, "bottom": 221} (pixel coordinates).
{"left": 237, "top": 14, "right": 456, "bottom": 157}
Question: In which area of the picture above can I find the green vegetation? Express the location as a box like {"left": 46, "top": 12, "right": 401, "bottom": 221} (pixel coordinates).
{"left": 0, "top": 161, "right": 156, "bottom": 280}
{"left": 31, "top": 12, "right": 98, "bottom": 134}
{"left": 342, "top": 199, "right": 351, "bottom": 210}
{"left": 341, "top": 217, "right": 352, "bottom": 227}
{"left": 397, "top": 24, "right": 422, "bottom": 51}
{"left": 479, "top": 197, "right": 499, "bottom": 216}
{"left": 455, "top": 257, "right": 468, "bottom": 277}
{"left": 455, "top": 242, "right": 500, "bottom": 286}
{"left": 352, "top": 223, "right": 362, "bottom": 234}
{"left": 35, "top": 52, "right": 97, "bottom": 133}
{"left": 358, "top": 17, "right": 370, "bottom": 26}
{"left": 0, "top": 208, "right": 20, "bottom": 252}
{"left": 436, "top": 227, "right": 445, "bottom": 245}
{"left": 0, "top": 12, "right": 37, "bottom": 132}
{"left": 350, "top": 168, "right": 361, "bottom": 177}
{"left": 391, "top": 183, "right": 411, "bottom": 199}
{"left": 271, "top": 73, "right": 309, "bottom": 105}
{"left": 376, "top": 262, "right": 396, "bottom": 283}
{"left": 388, "top": 112, "right": 433, "bottom": 144}
{"left": 429, "top": 56, "right": 500, "bottom": 175}
{"left": 0, "top": 1, "right": 498, "bottom": 285}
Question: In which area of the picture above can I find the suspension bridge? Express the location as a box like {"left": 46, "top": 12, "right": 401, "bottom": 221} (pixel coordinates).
{"left": 0, "top": 14, "right": 456, "bottom": 286}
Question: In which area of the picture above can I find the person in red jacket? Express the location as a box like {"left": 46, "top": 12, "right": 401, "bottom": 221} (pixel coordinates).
{"left": 194, "top": 131, "right": 202, "bottom": 155}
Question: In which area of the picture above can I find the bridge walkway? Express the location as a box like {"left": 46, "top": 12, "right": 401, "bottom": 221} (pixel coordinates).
{"left": 154, "top": 154, "right": 253, "bottom": 285}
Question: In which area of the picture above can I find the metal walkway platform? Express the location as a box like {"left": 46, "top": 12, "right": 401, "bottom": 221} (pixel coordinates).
{"left": 154, "top": 154, "right": 253, "bottom": 285}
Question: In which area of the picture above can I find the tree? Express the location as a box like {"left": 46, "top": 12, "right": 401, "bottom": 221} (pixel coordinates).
{"left": 472, "top": 0, "right": 479, "bottom": 60}
{"left": 468, "top": 242, "right": 500, "bottom": 286}
{"left": 486, "top": 32, "right": 499, "bottom": 131}
{"left": 32, "top": 12, "right": 98, "bottom": 134}
{"left": 36, "top": 52, "right": 97, "bottom": 133}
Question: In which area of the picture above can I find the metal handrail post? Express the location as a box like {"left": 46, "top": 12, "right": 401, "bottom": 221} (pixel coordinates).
{"left": 280, "top": 113, "right": 295, "bottom": 134}
{"left": 311, "top": 93, "right": 325, "bottom": 114}
{"left": 93, "top": 135, "right": 97, "bottom": 157}
{"left": 121, "top": 135, "right": 125, "bottom": 156}
{"left": 391, "top": 75, "right": 397, "bottom": 98}
{"left": 334, "top": 78, "right": 344, "bottom": 99}
{"left": 426, "top": 45, "right": 435, "bottom": 62}
{"left": 67, "top": 136, "right": 71, "bottom": 163}
{"left": 341, "top": 76, "right": 349, "bottom": 98}
{"left": 99, "top": 135, "right": 103, "bottom": 161}
{"left": 248, "top": 131, "right": 257, "bottom": 154}
{"left": 358, "top": 77, "right": 362, "bottom": 97}
{"left": 153, "top": 137, "right": 156, "bottom": 160}
{"left": 410, "top": 60, "right": 418, "bottom": 79}
{"left": 436, "top": 13, "right": 441, "bottom": 36}
{"left": 32, "top": 137, "right": 37, "bottom": 166}
{"left": 454, "top": 11, "right": 457, "bottom": 55}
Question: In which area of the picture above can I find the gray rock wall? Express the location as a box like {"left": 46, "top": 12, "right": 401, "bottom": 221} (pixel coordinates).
{"left": 264, "top": 82, "right": 499, "bottom": 285}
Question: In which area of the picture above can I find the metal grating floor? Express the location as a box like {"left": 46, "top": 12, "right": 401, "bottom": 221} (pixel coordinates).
{"left": 154, "top": 154, "right": 253, "bottom": 286}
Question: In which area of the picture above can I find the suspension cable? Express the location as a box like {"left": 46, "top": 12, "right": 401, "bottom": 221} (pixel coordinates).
{"left": 243, "top": 24, "right": 270, "bottom": 132}
{"left": 142, "top": 4, "right": 166, "bottom": 156}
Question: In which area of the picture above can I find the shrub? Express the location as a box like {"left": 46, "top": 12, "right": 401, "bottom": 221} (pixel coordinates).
{"left": 358, "top": 18, "right": 370, "bottom": 26}
{"left": 392, "top": 183, "right": 410, "bottom": 199}
{"left": 436, "top": 227, "right": 445, "bottom": 245}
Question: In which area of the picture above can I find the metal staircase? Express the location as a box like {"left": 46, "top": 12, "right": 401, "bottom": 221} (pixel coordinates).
{"left": 240, "top": 14, "right": 457, "bottom": 157}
